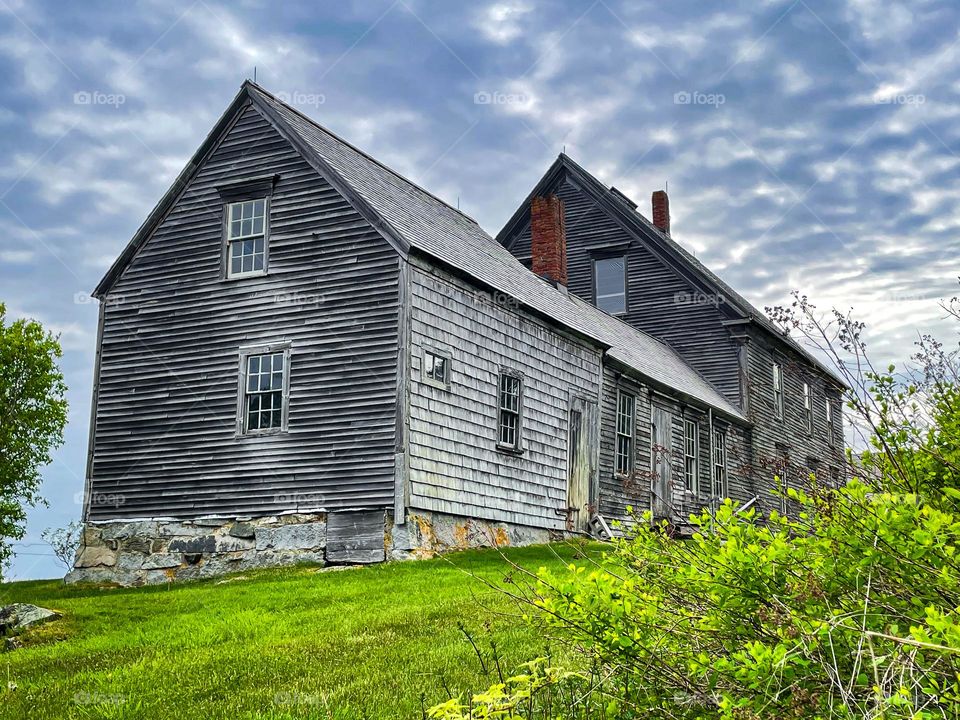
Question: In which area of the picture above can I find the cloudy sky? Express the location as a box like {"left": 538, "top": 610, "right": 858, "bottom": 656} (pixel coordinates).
{"left": 2, "top": 0, "right": 957, "bottom": 579}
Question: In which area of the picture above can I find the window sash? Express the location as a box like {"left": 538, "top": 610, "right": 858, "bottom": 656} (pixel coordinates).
{"left": 684, "top": 419, "right": 699, "bottom": 493}
{"left": 498, "top": 374, "right": 522, "bottom": 448}
{"left": 803, "top": 383, "right": 813, "bottom": 433}
{"left": 594, "top": 257, "right": 626, "bottom": 315}
{"left": 712, "top": 430, "right": 727, "bottom": 497}
{"left": 826, "top": 399, "right": 834, "bottom": 443}
{"left": 615, "top": 391, "right": 635, "bottom": 475}
{"left": 228, "top": 199, "right": 266, "bottom": 240}
{"left": 226, "top": 198, "right": 267, "bottom": 277}
{"left": 423, "top": 349, "right": 450, "bottom": 386}
{"left": 773, "top": 364, "right": 784, "bottom": 419}
{"left": 243, "top": 351, "right": 286, "bottom": 433}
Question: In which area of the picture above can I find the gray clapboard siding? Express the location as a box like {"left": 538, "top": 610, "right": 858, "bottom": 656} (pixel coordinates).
{"left": 405, "top": 256, "right": 602, "bottom": 530}
{"left": 505, "top": 176, "right": 743, "bottom": 405}
{"left": 89, "top": 105, "right": 401, "bottom": 520}
{"left": 597, "top": 365, "right": 754, "bottom": 525}
{"left": 745, "top": 325, "right": 845, "bottom": 510}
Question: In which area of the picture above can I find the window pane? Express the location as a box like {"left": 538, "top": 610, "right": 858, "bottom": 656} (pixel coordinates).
{"left": 595, "top": 257, "right": 626, "bottom": 314}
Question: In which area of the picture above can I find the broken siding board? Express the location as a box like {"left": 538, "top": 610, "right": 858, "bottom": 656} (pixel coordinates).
{"left": 89, "top": 105, "right": 401, "bottom": 520}
{"left": 406, "top": 256, "right": 602, "bottom": 530}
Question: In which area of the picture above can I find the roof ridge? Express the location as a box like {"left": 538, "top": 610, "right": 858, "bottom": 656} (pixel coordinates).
{"left": 243, "top": 80, "right": 479, "bottom": 226}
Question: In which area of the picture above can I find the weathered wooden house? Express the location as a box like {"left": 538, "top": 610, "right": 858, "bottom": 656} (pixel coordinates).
{"left": 70, "top": 82, "right": 843, "bottom": 585}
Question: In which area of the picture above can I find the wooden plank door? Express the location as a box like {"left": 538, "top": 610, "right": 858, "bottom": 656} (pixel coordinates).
{"left": 567, "top": 396, "right": 597, "bottom": 531}
{"left": 651, "top": 406, "right": 672, "bottom": 520}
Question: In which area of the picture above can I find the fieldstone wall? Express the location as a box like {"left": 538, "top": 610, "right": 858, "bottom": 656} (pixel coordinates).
{"left": 66, "top": 508, "right": 569, "bottom": 586}
{"left": 66, "top": 513, "right": 330, "bottom": 586}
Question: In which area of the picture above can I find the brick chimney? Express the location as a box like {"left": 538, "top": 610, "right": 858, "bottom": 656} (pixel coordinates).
{"left": 530, "top": 195, "right": 567, "bottom": 286}
{"left": 652, "top": 190, "right": 670, "bottom": 234}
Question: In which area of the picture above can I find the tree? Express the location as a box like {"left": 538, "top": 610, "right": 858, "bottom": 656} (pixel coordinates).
{"left": 433, "top": 291, "right": 960, "bottom": 719}
{"left": 0, "top": 304, "right": 68, "bottom": 579}
{"left": 41, "top": 521, "right": 82, "bottom": 574}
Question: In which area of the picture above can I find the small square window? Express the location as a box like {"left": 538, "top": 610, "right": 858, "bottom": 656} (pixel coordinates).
{"left": 422, "top": 348, "right": 451, "bottom": 388}
{"left": 226, "top": 198, "right": 268, "bottom": 278}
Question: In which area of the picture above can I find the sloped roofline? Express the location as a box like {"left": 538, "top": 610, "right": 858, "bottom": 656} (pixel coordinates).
{"left": 91, "top": 82, "right": 747, "bottom": 422}
{"left": 496, "top": 153, "right": 848, "bottom": 389}
{"left": 94, "top": 81, "right": 421, "bottom": 298}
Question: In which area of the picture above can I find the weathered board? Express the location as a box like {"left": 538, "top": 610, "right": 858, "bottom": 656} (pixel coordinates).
{"left": 326, "top": 511, "right": 386, "bottom": 564}
{"left": 88, "top": 104, "right": 401, "bottom": 520}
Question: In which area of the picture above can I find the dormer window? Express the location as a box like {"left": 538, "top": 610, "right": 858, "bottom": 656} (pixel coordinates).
{"left": 226, "top": 198, "right": 267, "bottom": 278}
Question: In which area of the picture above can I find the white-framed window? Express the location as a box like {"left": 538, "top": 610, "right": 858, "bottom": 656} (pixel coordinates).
{"left": 773, "top": 363, "right": 784, "bottom": 420}
{"left": 422, "top": 347, "right": 451, "bottom": 389}
{"left": 683, "top": 419, "right": 699, "bottom": 493}
{"left": 803, "top": 382, "right": 813, "bottom": 434}
{"left": 226, "top": 198, "right": 267, "bottom": 278}
{"left": 712, "top": 429, "right": 727, "bottom": 497}
{"left": 237, "top": 343, "right": 290, "bottom": 435}
{"left": 615, "top": 390, "right": 635, "bottom": 475}
{"left": 594, "top": 256, "right": 627, "bottom": 315}
{"left": 826, "top": 397, "right": 835, "bottom": 445}
{"left": 497, "top": 372, "right": 522, "bottom": 450}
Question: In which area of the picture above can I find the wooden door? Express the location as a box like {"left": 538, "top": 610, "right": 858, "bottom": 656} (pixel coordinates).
{"left": 567, "top": 396, "right": 597, "bottom": 531}
{"left": 651, "top": 406, "right": 672, "bottom": 519}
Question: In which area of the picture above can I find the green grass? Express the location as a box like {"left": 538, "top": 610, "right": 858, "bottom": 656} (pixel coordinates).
{"left": 0, "top": 543, "right": 595, "bottom": 720}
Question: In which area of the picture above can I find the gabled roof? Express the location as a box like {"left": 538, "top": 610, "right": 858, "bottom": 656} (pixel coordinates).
{"left": 94, "top": 81, "right": 745, "bottom": 422}
{"left": 496, "top": 154, "right": 847, "bottom": 388}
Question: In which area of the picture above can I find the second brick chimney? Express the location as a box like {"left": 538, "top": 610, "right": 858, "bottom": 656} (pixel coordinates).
{"left": 530, "top": 195, "right": 567, "bottom": 286}
{"left": 652, "top": 189, "right": 670, "bottom": 234}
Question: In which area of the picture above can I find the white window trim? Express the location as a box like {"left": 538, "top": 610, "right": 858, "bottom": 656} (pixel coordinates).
{"left": 826, "top": 397, "right": 835, "bottom": 445}
{"left": 803, "top": 382, "right": 813, "bottom": 434}
{"left": 712, "top": 429, "right": 727, "bottom": 498}
{"left": 223, "top": 196, "right": 271, "bottom": 280}
{"left": 773, "top": 363, "right": 784, "bottom": 420}
{"left": 421, "top": 346, "right": 452, "bottom": 390}
{"left": 496, "top": 370, "right": 523, "bottom": 453}
{"left": 683, "top": 418, "right": 699, "bottom": 494}
{"left": 236, "top": 341, "right": 291, "bottom": 437}
{"left": 615, "top": 390, "right": 635, "bottom": 476}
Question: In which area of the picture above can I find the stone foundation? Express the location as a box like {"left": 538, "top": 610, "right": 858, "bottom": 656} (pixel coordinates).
{"left": 389, "top": 509, "right": 562, "bottom": 560}
{"left": 67, "top": 508, "right": 567, "bottom": 586}
{"left": 66, "top": 513, "right": 331, "bottom": 586}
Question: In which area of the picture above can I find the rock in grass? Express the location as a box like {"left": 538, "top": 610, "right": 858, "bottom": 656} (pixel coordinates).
{"left": 0, "top": 604, "right": 61, "bottom": 634}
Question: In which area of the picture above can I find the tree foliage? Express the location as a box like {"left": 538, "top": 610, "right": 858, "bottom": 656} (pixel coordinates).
{"left": 434, "top": 291, "right": 960, "bottom": 718}
{"left": 0, "top": 303, "right": 68, "bottom": 577}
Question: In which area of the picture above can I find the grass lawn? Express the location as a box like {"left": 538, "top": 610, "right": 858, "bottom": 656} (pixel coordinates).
{"left": 0, "top": 543, "right": 596, "bottom": 720}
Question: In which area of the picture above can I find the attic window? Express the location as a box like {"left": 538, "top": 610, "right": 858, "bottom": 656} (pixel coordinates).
{"left": 226, "top": 198, "right": 267, "bottom": 278}
{"left": 423, "top": 347, "right": 451, "bottom": 389}
{"left": 594, "top": 256, "right": 627, "bottom": 315}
